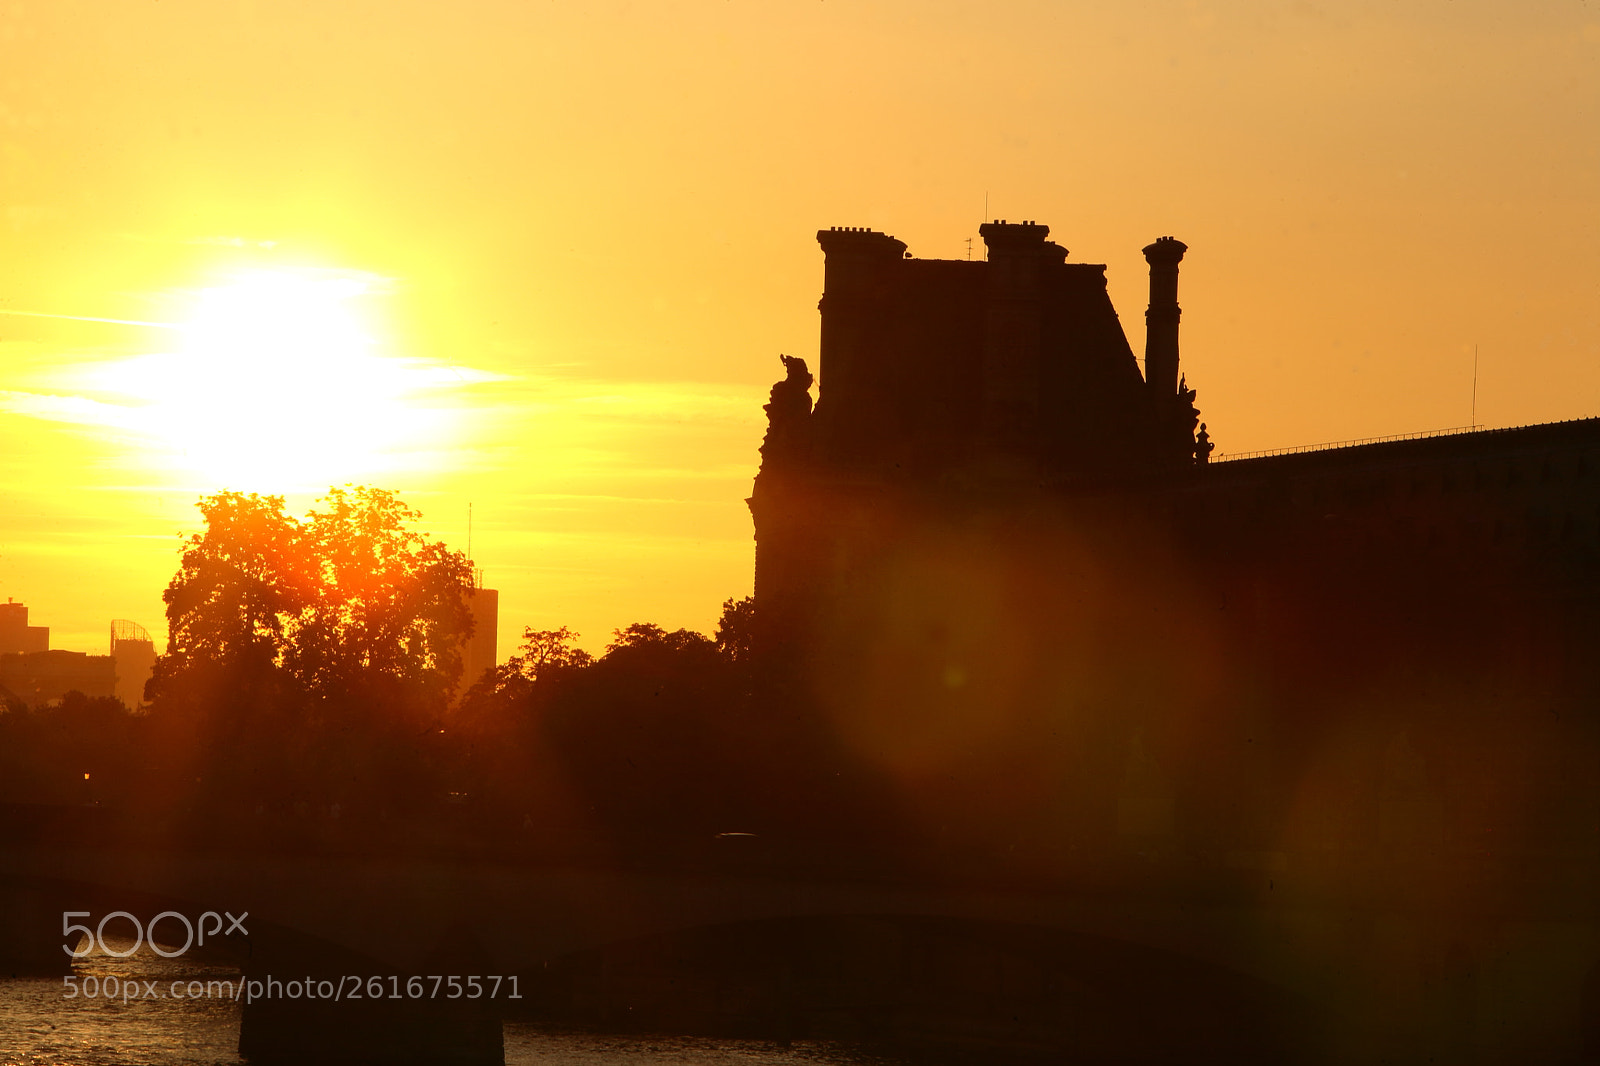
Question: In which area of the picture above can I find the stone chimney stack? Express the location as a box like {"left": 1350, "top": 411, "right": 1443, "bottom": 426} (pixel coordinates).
{"left": 813, "top": 227, "right": 908, "bottom": 465}
{"left": 1141, "top": 236, "right": 1187, "bottom": 398}
{"left": 815, "top": 227, "right": 908, "bottom": 406}
{"left": 978, "top": 220, "right": 1067, "bottom": 458}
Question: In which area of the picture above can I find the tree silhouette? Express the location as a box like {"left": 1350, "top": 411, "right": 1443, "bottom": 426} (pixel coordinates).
{"left": 285, "top": 486, "right": 474, "bottom": 711}
{"left": 605, "top": 622, "right": 714, "bottom": 656}
{"left": 149, "top": 490, "right": 301, "bottom": 690}
{"left": 0, "top": 691, "right": 137, "bottom": 806}
{"left": 714, "top": 596, "right": 755, "bottom": 664}
{"left": 501, "top": 626, "right": 594, "bottom": 685}
{"left": 151, "top": 487, "right": 473, "bottom": 709}
{"left": 144, "top": 490, "right": 306, "bottom": 807}
{"left": 453, "top": 626, "right": 592, "bottom": 730}
{"left": 144, "top": 486, "right": 475, "bottom": 816}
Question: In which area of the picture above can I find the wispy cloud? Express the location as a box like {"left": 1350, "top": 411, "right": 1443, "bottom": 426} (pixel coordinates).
{"left": 0, "top": 388, "right": 152, "bottom": 434}
{"left": 114, "top": 232, "right": 280, "bottom": 249}
{"left": 0, "top": 308, "right": 177, "bottom": 330}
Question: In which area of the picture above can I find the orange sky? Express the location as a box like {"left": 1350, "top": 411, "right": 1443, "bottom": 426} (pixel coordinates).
{"left": 2, "top": 0, "right": 1597, "bottom": 658}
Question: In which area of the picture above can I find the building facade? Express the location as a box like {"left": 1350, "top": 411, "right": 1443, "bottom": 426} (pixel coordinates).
{"left": 0, "top": 602, "right": 125, "bottom": 707}
{"left": 110, "top": 619, "right": 157, "bottom": 708}
{"left": 0, "top": 600, "right": 49, "bottom": 655}
{"left": 747, "top": 219, "right": 1600, "bottom": 1060}
{"left": 750, "top": 219, "right": 1600, "bottom": 677}
{"left": 452, "top": 578, "right": 499, "bottom": 703}
{"left": 750, "top": 220, "right": 1210, "bottom": 666}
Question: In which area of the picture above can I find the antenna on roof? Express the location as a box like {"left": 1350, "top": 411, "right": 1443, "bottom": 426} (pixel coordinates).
{"left": 1472, "top": 345, "right": 1480, "bottom": 427}
{"left": 982, "top": 192, "right": 990, "bottom": 261}
{"left": 467, "top": 502, "right": 473, "bottom": 563}
{"left": 965, "top": 237, "right": 973, "bottom": 261}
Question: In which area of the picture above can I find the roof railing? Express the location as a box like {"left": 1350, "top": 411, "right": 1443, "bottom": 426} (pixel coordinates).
{"left": 1214, "top": 424, "right": 1487, "bottom": 463}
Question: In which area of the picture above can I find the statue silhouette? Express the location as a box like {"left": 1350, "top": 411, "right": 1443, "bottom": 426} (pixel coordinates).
{"left": 760, "top": 355, "right": 813, "bottom": 469}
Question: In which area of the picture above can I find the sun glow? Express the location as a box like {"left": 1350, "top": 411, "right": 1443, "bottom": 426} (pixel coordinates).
{"left": 103, "top": 270, "right": 461, "bottom": 491}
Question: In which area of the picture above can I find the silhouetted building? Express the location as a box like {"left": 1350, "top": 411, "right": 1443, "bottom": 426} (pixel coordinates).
{"left": 0, "top": 599, "right": 49, "bottom": 655}
{"left": 751, "top": 221, "right": 1206, "bottom": 661}
{"left": 109, "top": 619, "right": 157, "bottom": 708}
{"left": 0, "top": 649, "right": 117, "bottom": 707}
{"left": 748, "top": 217, "right": 1600, "bottom": 869}
{"left": 454, "top": 573, "right": 499, "bottom": 702}
{"left": 800, "top": 222, "right": 1196, "bottom": 484}
{"left": 0, "top": 602, "right": 125, "bottom": 707}
{"left": 751, "top": 220, "right": 1600, "bottom": 665}
{"left": 745, "top": 220, "right": 1600, "bottom": 1060}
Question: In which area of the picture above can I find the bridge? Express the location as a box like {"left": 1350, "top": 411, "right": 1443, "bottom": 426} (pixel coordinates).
{"left": 6, "top": 818, "right": 1600, "bottom": 1065}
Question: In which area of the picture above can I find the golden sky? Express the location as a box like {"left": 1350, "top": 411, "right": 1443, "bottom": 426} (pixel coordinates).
{"left": 2, "top": 0, "right": 1597, "bottom": 657}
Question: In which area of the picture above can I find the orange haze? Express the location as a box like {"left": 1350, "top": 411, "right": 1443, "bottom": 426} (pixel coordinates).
{"left": 2, "top": 0, "right": 1597, "bottom": 657}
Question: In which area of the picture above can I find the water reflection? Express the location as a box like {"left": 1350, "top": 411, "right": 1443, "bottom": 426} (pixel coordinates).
{"left": 0, "top": 937, "right": 243, "bottom": 1066}
{"left": 0, "top": 937, "right": 891, "bottom": 1066}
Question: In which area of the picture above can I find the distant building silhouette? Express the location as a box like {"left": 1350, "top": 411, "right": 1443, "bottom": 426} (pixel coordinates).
{"left": 110, "top": 619, "right": 157, "bottom": 708}
{"left": 0, "top": 599, "right": 49, "bottom": 655}
{"left": 454, "top": 571, "right": 499, "bottom": 702}
{"left": 0, "top": 601, "right": 122, "bottom": 707}
{"left": 0, "top": 650, "right": 116, "bottom": 707}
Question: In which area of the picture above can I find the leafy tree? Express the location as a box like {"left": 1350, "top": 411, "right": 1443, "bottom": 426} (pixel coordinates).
{"left": 144, "top": 486, "right": 475, "bottom": 814}
{"left": 714, "top": 595, "right": 755, "bottom": 664}
{"left": 151, "top": 486, "right": 473, "bottom": 706}
{"left": 149, "top": 490, "right": 302, "bottom": 692}
{"left": 508, "top": 626, "right": 594, "bottom": 682}
{"left": 445, "top": 626, "right": 595, "bottom": 825}
{"left": 285, "top": 486, "right": 475, "bottom": 711}
{"left": 455, "top": 626, "right": 592, "bottom": 724}
{"left": 605, "top": 622, "right": 713, "bottom": 655}
{"left": 0, "top": 692, "right": 139, "bottom": 805}
{"left": 144, "top": 491, "right": 306, "bottom": 799}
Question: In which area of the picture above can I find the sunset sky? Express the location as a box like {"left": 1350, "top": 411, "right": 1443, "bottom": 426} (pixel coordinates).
{"left": 2, "top": 0, "right": 1597, "bottom": 658}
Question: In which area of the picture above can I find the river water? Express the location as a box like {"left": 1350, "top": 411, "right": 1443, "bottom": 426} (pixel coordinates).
{"left": 0, "top": 940, "right": 888, "bottom": 1066}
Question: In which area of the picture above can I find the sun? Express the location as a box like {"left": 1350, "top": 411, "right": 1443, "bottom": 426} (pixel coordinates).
{"left": 134, "top": 269, "right": 450, "bottom": 490}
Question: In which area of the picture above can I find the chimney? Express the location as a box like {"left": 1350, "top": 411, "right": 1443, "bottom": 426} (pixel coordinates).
{"left": 815, "top": 227, "right": 908, "bottom": 357}
{"left": 977, "top": 220, "right": 1067, "bottom": 457}
{"left": 812, "top": 227, "right": 907, "bottom": 465}
{"left": 1142, "top": 236, "right": 1187, "bottom": 397}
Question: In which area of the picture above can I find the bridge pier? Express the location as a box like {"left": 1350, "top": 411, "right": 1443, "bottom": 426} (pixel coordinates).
{"left": 0, "top": 879, "right": 74, "bottom": 976}
{"left": 239, "top": 991, "right": 502, "bottom": 1066}
{"left": 236, "top": 925, "right": 504, "bottom": 1066}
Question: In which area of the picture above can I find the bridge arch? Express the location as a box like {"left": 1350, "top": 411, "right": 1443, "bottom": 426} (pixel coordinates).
{"left": 533, "top": 912, "right": 1320, "bottom": 1063}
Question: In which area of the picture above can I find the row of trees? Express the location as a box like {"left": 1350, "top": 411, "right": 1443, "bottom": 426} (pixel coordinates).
{"left": 443, "top": 608, "right": 777, "bottom": 851}
{"left": 4, "top": 486, "right": 816, "bottom": 853}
